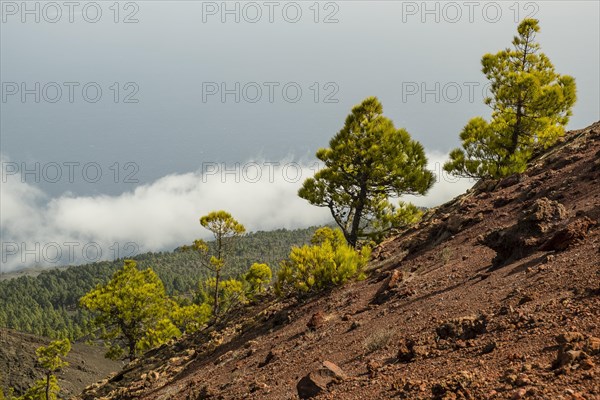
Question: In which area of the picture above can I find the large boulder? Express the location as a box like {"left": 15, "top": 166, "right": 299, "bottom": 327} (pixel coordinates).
{"left": 296, "top": 361, "right": 347, "bottom": 399}
{"left": 482, "top": 198, "right": 568, "bottom": 267}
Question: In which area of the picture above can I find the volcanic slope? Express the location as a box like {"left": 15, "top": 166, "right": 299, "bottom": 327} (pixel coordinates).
{"left": 78, "top": 121, "right": 600, "bottom": 400}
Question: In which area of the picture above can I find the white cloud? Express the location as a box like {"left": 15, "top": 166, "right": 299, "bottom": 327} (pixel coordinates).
{"left": 0, "top": 152, "right": 473, "bottom": 272}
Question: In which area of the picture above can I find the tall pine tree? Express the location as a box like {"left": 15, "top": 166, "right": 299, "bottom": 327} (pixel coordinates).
{"left": 444, "top": 19, "right": 576, "bottom": 179}
{"left": 299, "top": 97, "right": 433, "bottom": 247}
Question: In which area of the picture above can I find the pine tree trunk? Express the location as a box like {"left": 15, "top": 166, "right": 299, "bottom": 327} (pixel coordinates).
{"left": 128, "top": 339, "right": 136, "bottom": 361}
{"left": 45, "top": 372, "right": 51, "bottom": 400}
{"left": 214, "top": 269, "right": 220, "bottom": 317}
{"left": 213, "top": 233, "right": 223, "bottom": 318}
{"left": 510, "top": 33, "right": 530, "bottom": 156}
{"left": 511, "top": 106, "right": 522, "bottom": 155}
{"left": 348, "top": 182, "right": 368, "bottom": 248}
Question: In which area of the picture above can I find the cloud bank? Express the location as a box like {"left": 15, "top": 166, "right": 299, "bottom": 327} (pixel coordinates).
{"left": 0, "top": 152, "right": 473, "bottom": 272}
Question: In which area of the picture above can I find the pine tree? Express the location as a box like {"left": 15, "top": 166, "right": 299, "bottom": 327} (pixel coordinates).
{"left": 299, "top": 97, "right": 433, "bottom": 247}
{"left": 182, "top": 211, "right": 245, "bottom": 318}
{"left": 13, "top": 340, "right": 71, "bottom": 400}
{"left": 79, "top": 260, "right": 179, "bottom": 360}
{"left": 35, "top": 339, "right": 70, "bottom": 400}
{"left": 444, "top": 19, "right": 577, "bottom": 179}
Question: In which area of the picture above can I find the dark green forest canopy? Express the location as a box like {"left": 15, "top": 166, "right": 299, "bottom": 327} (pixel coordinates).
{"left": 0, "top": 227, "right": 318, "bottom": 340}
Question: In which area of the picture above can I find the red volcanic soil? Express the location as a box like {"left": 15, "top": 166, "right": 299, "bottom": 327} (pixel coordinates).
{"left": 78, "top": 122, "right": 600, "bottom": 400}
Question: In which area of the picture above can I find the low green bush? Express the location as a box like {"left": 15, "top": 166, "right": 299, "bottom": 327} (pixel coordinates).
{"left": 275, "top": 227, "right": 370, "bottom": 296}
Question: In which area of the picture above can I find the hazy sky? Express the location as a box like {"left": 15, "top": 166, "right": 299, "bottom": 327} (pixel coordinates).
{"left": 1, "top": 1, "right": 599, "bottom": 270}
